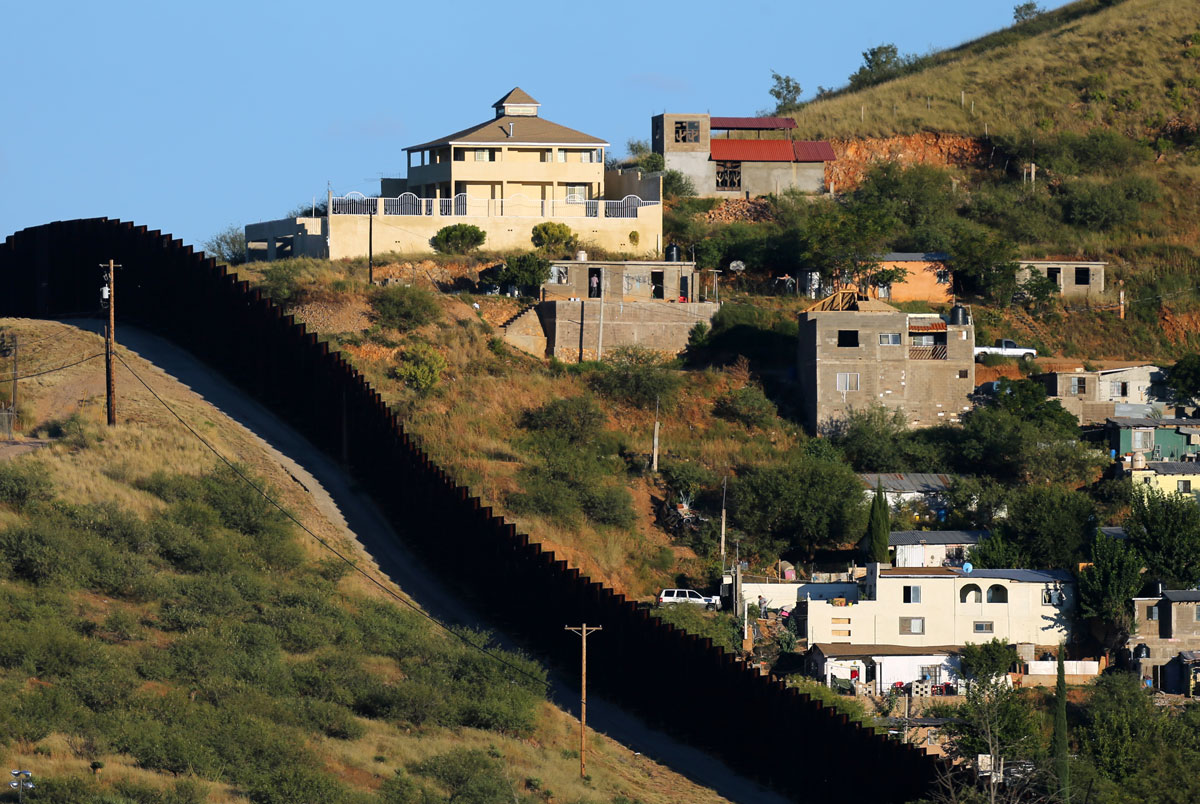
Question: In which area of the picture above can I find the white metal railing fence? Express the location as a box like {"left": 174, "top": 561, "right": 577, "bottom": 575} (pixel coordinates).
{"left": 330, "top": 192, "right": 658, "bottom": 219}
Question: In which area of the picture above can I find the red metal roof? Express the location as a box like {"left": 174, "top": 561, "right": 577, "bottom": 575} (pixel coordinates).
{"left": 908, "top": 321, "right": 947, "bottom": 332}
{"left": 710, "top": 139, "right": 797, "bottom": 162}
{"left": 793, "top": 140, "right": 837, "bottom": 161}
{"left": 710, "top": 116, "right": 797, "bottom": 130}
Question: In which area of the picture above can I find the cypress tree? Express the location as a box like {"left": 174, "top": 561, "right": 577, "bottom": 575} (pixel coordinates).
{"left": 865, "top": 482, "right": 890, "bottom": 563}
{"left": 1053, "top": 644, "right": 1070, "bottom": 802}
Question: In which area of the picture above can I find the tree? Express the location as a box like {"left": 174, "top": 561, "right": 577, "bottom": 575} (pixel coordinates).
{"left": 430, "top": 223, "right": 486, "bottom": 254}
{"left": 1124, "top": 486, "right": 1200, "bottom": 588}
{"left": 968, "top": 530, "right": 1028, "bottom": 570}
{"left": 496, "top": 252, "right": 550, "bottom": 292}
{"left": 862, "top": 482, "right": 890, "bottom": 562}
{"left": 999, "top": 485, "right": 1096, "bottom": 570}
{"left": 960, "top": 638, "right": 1018, "bottom": 681}
{"left": 530, "top": 221, "right": 578, "bottom": 254}
{"left": 369, "top": 285, "right": 442, "bottom": 331}
{"left": 947, "top": 223, "right": 1020, "bottom": 301}
{"left": 1077, "top": 531, "right": 1143, "bottom": 651}
{"left": 1053, "top": 645, "right": 1069, "bottom": 803}
{"left": 768, "top": 71, "right": 803, "bottom": 115}
{"left": 1167, "top": 353, "right": 1200, "bottom": 403}
{"left": 1013, "top": 2, "right": 1043, "bottom": 23}
{"left": 848, "top": 44, "right": 907, "bottom": 90}
{"left": 945, "top": 673, "right": 1040, "bottom": 803}
{"left": 662, "top": 169, "right": 696, "bottom": 199}
{"left": 1081, "top": 672, "right": 1162, "bottom": 780}
{"left": 202, "top": 224, "right": 247, "bottom": 266}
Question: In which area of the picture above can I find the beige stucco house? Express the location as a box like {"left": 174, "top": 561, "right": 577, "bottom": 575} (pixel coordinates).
{"left": 1017, "top": 259, "right": 1107, "bottom": 299}
{"left": 246, "top": 89, "right": 662, "bottom": 260}
{"left": 1035, "top": 364, "right": 1165, "bottom": 424}
{"left": 801, "top": 564, "right": 1074, "bottom": 650}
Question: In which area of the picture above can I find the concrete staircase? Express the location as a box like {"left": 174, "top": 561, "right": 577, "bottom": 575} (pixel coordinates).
{"left": 500, "top": 304, "right": 548, "bottom": 358}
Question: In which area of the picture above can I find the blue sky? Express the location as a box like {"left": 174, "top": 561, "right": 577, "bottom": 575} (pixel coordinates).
{"left": 0, "top": 0, "right": 1071, "bottom": 249}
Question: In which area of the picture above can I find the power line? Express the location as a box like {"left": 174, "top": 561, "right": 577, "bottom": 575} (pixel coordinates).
{"left": 7, "top": 353, "right": 105, "bottom": 381}
{"left": 112, "top": 351, "right": 549, "bottom": 689}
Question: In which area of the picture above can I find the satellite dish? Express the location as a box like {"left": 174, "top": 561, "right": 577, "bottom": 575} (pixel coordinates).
{"left": 729, "top": 260, "right": 746, "bottom": 273}
{"left": 963, "top": 562, "right": 974, "bottom": 574}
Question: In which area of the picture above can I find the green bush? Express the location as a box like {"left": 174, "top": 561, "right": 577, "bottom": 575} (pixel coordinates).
{"left": 713, "top": 385, "right": 778, "bottom": 429}
{"left": 370, "top": 285, "right": 442, "bottom": 331}
{"left": 392, "top": 343, "right": 447, "bottom": 395}
{"left": 662, "top": 169, "right": 696, "bottom": 199}
{"left": 530, "top": 221, "right": 578, "bottom": 253}
{"left": 431, "top": 223, "right": 486, "bottom": 254}
{"left": 0, "top": 460, "right": 53, "bottom": 510}
{"left": 587, "top": 346, "right": 681, "bottom": 409}
{"left": 519, "top": 396, "right": 604, "bottom": 444}
{"left": 1061, "top": 176, "right": 1160, "bottom": 230}
{"left": 496, "top": 252, "right": 550, "bottom": 291}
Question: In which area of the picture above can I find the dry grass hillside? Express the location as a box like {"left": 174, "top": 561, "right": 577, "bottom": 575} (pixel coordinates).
{"left": 790, "top": 0, "right": 1200, "bottom": 142}
{"left": 0, "top": 318, "right": 734, "bottom": 804}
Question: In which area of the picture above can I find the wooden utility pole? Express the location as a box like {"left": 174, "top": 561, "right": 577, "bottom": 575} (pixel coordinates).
{"left": 564, "top": 623, "right": 602, "bottom": 779}
{"left": 8, "top": 333, "right": 17, "bottom": 416}
{"left": 720, "top": 475, "right": 728, "bottom": 570}
{"left": 651, "top": 397, "right": 660, "bottom": 472}
{"left": 102, "top": 260, "right": 119, "bottom": 426}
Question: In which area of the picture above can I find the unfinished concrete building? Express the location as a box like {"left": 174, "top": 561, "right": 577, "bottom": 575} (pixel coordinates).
{"left": 797, "top": 291, "right": 975, "bottom": 433}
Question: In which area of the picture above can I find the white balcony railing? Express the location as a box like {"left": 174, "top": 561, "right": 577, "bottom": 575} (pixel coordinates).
{"left": 330, "top": 192, "right": 657, "bottom": 220}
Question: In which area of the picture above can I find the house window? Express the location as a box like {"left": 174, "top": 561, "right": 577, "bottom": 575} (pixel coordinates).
{"left": 716, "top": 161, "right": 741, "bottom": 190}
{"left": 958, "top": 369, "right": 969, "bottom": 379}
{"left": 1194, "top": 605, "right": 1200, "bottom": 622}
{"left": 974, "top": 621, "right": 994, "bottom": 634}
{"left": 836, "top": 373, "right": 860, "bottom": 392}
{"left": 474, "top": 149, "right": 493, "bottom": 162}
{"left": 1179, "top": 480, "right": 1193, "bottom": 494}
{"left": 986, "top": 585, "right": 1008, "bottom": 603}
{"left": 580, "top": 150, "right": 595, "bottom": 163}
{"left": 550, "top": 265, "right": 569, "bottom": 284}
{"left": 1075, "top": 267, "right": 1090, "bottom": 285}
{"left": 879, "top": 333, "right": 901, "bottom": 345}
{"left": 876, "top": 284, "right": 891, "bottom": 300}
{"left": 557, "top": 149, "right": 567, "bottom": 163}
{"left": 1070, "top": 377, "right": 1087, "bottom": 395}
{"left": 674, "top": 120, "right": 700, "bottom": 143}
{"left": 837, "top": 330, "right": 859, "bottom": 347}
{"left": 911, "top": 334, "right": 935, "bottom": 347}
{"left": 903, "top": 585, "right": 922, "bottom": 604}
{"left": 1132, "top": 429, "right": 1153, "bottom": 451}
{"left": 565, "top": 184, "right": 588, "bottom": 201}
{"left": 899, "top": 617, "right": 925, "bottom": 635}
{"left": 1043, "top": 589, "right": 1063, "bottom": 606}
{"left": 936, "top": 269, "right": 950, "bottom": 285}
{"left": 832, "top": 629, "right": 851, "bottom": 637}
{"left": 960, "top": 584, "right": 982, "bottom": 604}
{"left": 919, "top": 665, "right": 942, "bottom": 684}
{"left": 1113, "top": 381, "right": 1130, "bottom": 398}
{"left": 1147, "top": 604, "right": 1158, "bottom": 621}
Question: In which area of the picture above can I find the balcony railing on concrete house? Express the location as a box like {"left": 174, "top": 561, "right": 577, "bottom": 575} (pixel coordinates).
{"left": 908, "top": 345, "right": 948, "bottom": 360}
{"left": 330, "top": 192, "right": 657, "bottom": 220}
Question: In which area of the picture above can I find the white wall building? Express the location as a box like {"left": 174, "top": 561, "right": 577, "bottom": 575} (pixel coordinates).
{"left": 803, "top": 565, "right": 1074, "bottom": 649}
{"left": 890, "top": 530, "right": 988, "bottom": 568}
{"left": 809, "top": 644, "right": 962, "bottom": 693}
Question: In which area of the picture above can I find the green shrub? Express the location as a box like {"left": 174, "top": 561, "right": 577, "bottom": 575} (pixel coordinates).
{"left": 0, "top": 460, "right": 53, "bottom": 510}
{"left": 370, "top": 285, "right": 442, "bottom": 331}
{"left": 431, "top": 223, "right": 486, "bottom": 254}
{"left": 713, "top": 385, "right": 778, "bottom": 429}
{"left": 410, "top": 748, "right": 513, "bottom": 803}
{"left": 587, "top": 346, "right": 681, "bottom": 409}
{"left": 662, "top": 170, "right": 696, "bottom": 199}
{"left": 519, "top": 396, "right": 604, "bottom": 444}
{"left": 392, "top": 343, "right": 447, "bottom": 395}
{"left": 530, "top": 222, "right": 578, "bottom": 253}
{"left": 659, "top": 461, "right": 717, "bottom": 500}
{"left": 496, "top": 252, "right": 550, "bottom": 291}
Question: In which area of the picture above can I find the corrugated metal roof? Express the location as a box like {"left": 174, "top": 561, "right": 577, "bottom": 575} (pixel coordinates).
{"left": 710, "top": 139, "right": 796, "bottom": 162}
{"left": 710, "top": 116, "right": 797, "bottom": 130}
{"left": 964, "top": 569, "right": 1073, "bottom": 583}
{"left": 889, "top": 530, "right": 988, "bottom": 546}
{"left": 792, "top": 140, "right": 837, "bottom": 161}
{"left": 879, "top": 567, "right": 958, "bottom": 576}
{"left": 881, "top": 252, "right": 949, "bottom": 262}
{"left": 1107, "top": 417, "right": 1196, "bottom": 428}
{"left": 813, "top": 643, "right": 959, "bottom": 659}
{"left": 1144, "top": 461, "right": 1200, "bottom": 475}
{"left": 1163, "top": 590, "right": 1200, "bottom": 602}
{"left": 908, "top": 321, "right": 947, "bottom": 333}
{"left": 1100, "top": 526, "right": 1128, "bottom": 539}
{"left": 859, "top": 473, "right": 953, "bottom": 493}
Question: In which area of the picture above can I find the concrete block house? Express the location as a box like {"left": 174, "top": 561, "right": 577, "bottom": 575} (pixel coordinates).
{"left": 651, "top": 113, "right": 835, "bottom": 198}
{"left": 1017, "top": 259, "right": 1106, "bottom": 299}
{"left": 1131, "top": 586, "right": 1200, "bottom": 694}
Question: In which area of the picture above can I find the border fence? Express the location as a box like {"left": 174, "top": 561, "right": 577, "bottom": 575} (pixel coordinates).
{"left": 1, "top": 217, "right": 940, "bottom": 801}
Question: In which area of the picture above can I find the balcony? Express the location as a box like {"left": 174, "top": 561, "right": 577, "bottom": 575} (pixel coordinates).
{"left": 330, "top": 192, "right": 658, "bottom": 220}
{"left": 908, "top": 345, "right": 948, "bottom": 360}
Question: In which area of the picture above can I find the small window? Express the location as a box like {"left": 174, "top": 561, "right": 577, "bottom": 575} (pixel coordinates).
{"left": 1147, "top": 604, "right": 1158, "bottom": 621}
{"left": 973, "top": 621, "right": 994, "bottom": 634}
{"left": 1070, "top": 377, "right": 1087, "bottom": 395}
{"left": 899, "top": 617, "right": 925, "bottom": 635}
{"left": 1132, "top": 429, "right": 1154, "bottom": 451}
{"left": 911, "top": 334, "right": 935, "bottom": 347}
{"left": 1179, "top": 480, "right": 1193, "bottom": 494}
{"left": 1194, "top": 605, "right": 1200, "bottom": 622}
{"left": 986, "top": 585, "right": 1008, "bottom": 604}
{"left": 936, "top": 269, "right": 950, "bottom": 285}
{"left": 879, "top": 333, "right": 901, "bottom": 345}
{"left": 474, "top": 149, "right": 492, "bottom": 162}
{"left": 958, "top": 369, "right": 969, "bottom": 379}
{"left": 1115, "top": 381, "right": 1129, "bottom": 397}
{"left": 716, "top": 161, "right": 741, "bottom": 190}
{"left": 837, "top": 330, "right": 859, "bottom": 348}
{"left": 960, "top": 584, "right": 982, "bottom": 604}
{"left": 903, "top": 585, "right": 922, "bottom": 604}
{"left": 674, "top": 120, "right": 700, "bottom": 143}
{"left": 832, "top": 629, "right": 851, "bottom": 637}
{"left": 1075, "top": 267, "right": 1090, "bottom": 285}
{"left": 556, "top": 149, "right": 567, "bottom": 163}
{"left": 1042, "top": 589, "right": 1062, "bottom": 606}
{"left": 565, "top": 184, "right": 588, "bottom": 201}
{"left": 836, "top": 373, "right": 860, "bottom": 392}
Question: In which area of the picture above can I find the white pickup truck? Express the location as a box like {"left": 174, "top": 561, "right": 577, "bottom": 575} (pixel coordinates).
{"left": 974, "top": 339, "right": 1037, "bottom": 361}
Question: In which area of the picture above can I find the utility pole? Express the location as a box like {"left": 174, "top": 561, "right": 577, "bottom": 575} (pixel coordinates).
{"left": 368, "top": 202, "right": 375, "bottom": 286}
{"left": 651, "top": 397, "right": 660, "bottom": 472}
{"left": 101, "top": 260, "right": 120, "bottom": 426}
{"left": 720, "top": 475, "right": 728, "bottom": 571}
{"left": 564, "top": 623, "right": 602, "bottom": 779}
{"left": 8, "top": 334, "right": 16, "bottom": 416}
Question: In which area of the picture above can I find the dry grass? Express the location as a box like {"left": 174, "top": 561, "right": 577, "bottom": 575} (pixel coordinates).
{"left": 789, "top": 0, "right": 1200, "bottom": 141}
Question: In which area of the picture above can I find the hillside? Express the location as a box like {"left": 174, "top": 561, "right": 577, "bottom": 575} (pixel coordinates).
{"left": 790, "top": 0, "right": 1200, "bottom": 142}
{"left": 0, "top": 318, "right": 733, "bottom": 804}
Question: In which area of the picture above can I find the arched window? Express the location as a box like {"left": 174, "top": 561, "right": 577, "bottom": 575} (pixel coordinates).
{"left": 987, "top": 584, "right": 1008, "bottom": 603}
{"left": 960, "top": 584, "right": 982, "bottom": 604}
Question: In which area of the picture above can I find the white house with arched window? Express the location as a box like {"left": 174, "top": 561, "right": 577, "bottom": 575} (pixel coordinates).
{"left": 804, "top": 564, "right": 1074, "bottom": 649}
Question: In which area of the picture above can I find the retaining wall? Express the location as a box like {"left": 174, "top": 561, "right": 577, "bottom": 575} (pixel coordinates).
{"left": 0, "top": 217, "right": 941, "bottom": 801}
